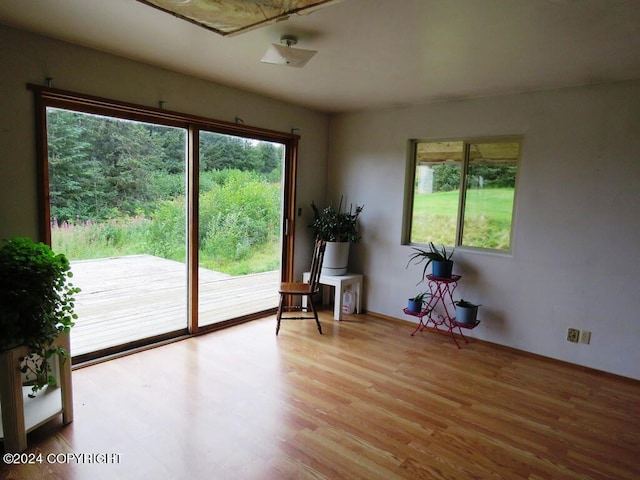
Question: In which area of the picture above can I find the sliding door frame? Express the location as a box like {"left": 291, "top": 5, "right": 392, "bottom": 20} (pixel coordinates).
{"left": 30, "top": 84, "right": 298, "bottom": 347}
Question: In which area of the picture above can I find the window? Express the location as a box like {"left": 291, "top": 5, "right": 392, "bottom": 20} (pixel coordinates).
{"left": 404, "top": 138, "right": 521, "bottom": 252}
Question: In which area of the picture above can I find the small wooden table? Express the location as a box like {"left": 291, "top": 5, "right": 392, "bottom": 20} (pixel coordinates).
{"left": 302, "top": 272, "right": 363, "bottom": 321}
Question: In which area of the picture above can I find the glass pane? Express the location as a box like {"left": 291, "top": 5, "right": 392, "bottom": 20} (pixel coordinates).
{"left": 410, "top": 141, "right": 463, "bottom": 245}
{"left": 462, "top": 141, "right": 520, "bottom": 250}
{"left": 47, "top": 108, "right": 187, "bottom": 356}
{"left": 198, "top": 131, "right": 283, "bottom": 326}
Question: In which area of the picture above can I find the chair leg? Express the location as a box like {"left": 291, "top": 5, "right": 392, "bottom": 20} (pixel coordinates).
{"left": 307, "top": 296, "right": 323, "bottom": 334}
{"left": 276, "top": 294, "right": 284, "bottom": 335}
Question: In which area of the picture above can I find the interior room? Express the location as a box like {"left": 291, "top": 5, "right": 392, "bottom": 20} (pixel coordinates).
{"left": 1, "top": 0, "right": 639, "bottom": 478}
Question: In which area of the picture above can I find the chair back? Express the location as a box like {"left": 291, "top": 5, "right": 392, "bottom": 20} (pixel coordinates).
{"left": 307, "top": 239, "right": 326, "bottom": 293}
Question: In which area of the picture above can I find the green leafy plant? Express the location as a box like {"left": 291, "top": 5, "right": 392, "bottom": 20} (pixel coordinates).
{"left": 455, "top": 299, "right": 480, "bottom": 308}
{"left": 406, "top": 242, "right": 455, "bottom": 282}
{"left": 310, "top": 196, "right": 364, "bottom": 243}
{"left": 0, "top": 237, "right": 80, "bottom": 397}
{"left": 409, "top": 291, "right": 430, "bottom": 303}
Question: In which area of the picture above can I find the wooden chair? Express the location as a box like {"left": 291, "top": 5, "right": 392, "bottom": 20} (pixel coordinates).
{"left": 276, "top": 239, "right": 326, "bottom": 335}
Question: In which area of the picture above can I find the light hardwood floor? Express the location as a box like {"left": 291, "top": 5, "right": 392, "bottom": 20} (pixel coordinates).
{"left": 2, "top": 312, "right": 639, "bottom": 479}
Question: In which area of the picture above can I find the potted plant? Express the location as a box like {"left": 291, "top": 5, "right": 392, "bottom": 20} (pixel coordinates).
{"left": 310, "top": 196, "right": 364, "bottom": 275}
{"left": 454, "top": 299, "right": 480, "bottom": 325}
{"left": 407, "top": 291, "right": 430, "bottom": 313}
{"left": 407, "top": 242, "right": 455, "bottom": 282}
{"left": 0, "top": 237, "right": 79, "bottom": 397}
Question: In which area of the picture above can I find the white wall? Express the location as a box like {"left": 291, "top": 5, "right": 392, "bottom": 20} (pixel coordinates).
{"left": 328, "top": 81, "right": 640, "bottom": 380}
{"left": 0, "top": 25, "right": 328, "bottom": 279}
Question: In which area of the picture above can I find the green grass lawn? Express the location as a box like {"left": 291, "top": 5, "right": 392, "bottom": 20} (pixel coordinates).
{"left": 411, "top": 188, "right": 514, "bottom": 249}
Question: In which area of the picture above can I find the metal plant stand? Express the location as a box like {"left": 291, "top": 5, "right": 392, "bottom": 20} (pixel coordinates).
{"left": 403, "top": 274, "right": 479, "bottom": 348}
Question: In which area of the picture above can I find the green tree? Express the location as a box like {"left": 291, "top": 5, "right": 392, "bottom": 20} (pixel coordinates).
{"left": 85, "top": 117, "right": 163, "bottom": 217}
{"left": 432, "top": 164, "right": 461, "bottom": 192}
{"left": 48, "top": 109, "right": 187, "bottom": 221}
{"left": 47, "top": 109, "right": 99, "bottom": 222}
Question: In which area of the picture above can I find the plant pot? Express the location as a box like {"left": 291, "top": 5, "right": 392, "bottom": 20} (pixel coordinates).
{"left": 455, "top": 304, "right": 479, "bottom": 324}
{"left": 322, "top": 241, "right": 350, "bottom": 275}
{"left": 407, "top": 299, "right": 423, "bottom": 313}
{"left": 432, "top": 260, "right": 453, "bottom": 278}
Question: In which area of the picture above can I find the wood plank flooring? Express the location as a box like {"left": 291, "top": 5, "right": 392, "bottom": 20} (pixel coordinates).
{"left": 2, "top": 313, "right": 639, "bottom": 479}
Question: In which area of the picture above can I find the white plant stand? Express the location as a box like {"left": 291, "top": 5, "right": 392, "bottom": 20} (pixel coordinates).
{"left": 302, "top": 272, "right": 363, "bottom": 321}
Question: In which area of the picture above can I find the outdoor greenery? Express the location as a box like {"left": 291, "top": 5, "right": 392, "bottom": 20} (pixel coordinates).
{"left": 47, "top": 108, "right": 284, "bottom": 275}
{"left": 0, "top": 237, "right": 79, "bottom": 396}
{"left": 431, "top": 164, "right": 517, "bottom": 192}
{"left": 411, "top": 188, "right": 515, "bottom": 249}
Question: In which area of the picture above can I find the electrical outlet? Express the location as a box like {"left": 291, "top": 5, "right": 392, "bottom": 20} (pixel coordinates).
{"left": 567, "top": 328, "right": 580, "bottom": 343}
{"left": 579, "top": 330, "right": 591, "bottom": 344}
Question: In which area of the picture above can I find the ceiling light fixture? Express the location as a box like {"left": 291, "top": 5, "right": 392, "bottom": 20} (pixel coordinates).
{"left": 260, "top": 35, "right": 317, "bottom": 68}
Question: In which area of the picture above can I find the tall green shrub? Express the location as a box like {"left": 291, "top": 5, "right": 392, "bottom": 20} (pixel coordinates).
{"left": 199, "top": 170, "right": 279, "bottom": 268}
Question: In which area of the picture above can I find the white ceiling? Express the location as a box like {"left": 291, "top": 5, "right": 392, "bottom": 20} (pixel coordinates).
{"left": 1, "top": 0, "right": 639, "bottom": 113}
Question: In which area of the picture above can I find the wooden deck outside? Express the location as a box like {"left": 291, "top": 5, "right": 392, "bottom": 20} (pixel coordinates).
{"left": 69, "top": 255, "right": 279, "bottom": 356}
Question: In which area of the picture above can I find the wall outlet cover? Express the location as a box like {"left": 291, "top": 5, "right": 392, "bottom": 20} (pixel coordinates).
{"left": 579, "top": 330, "right": 591, "bottom": 344}
{"left": 567, "top": 328, "right": 580, "bottom": 343}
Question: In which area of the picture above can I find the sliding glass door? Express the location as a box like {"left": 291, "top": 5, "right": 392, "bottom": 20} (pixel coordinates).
{"left": 47, "top": 108, "right": 188, "bottom": 357}
{"left": 197, "top": 131, "right": 283, "bottom": 327}
{"left": 35, "top": 86, "right": 297, "bottom": 361}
